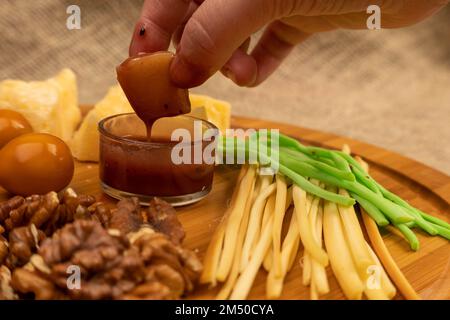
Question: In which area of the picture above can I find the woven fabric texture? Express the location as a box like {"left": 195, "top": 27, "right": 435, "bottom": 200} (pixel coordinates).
{"left": 1, "top": 0, "right": 449, "bottom": 174}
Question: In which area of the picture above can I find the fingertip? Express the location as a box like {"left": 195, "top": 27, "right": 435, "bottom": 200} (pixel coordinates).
{"left": 130, "top": 0, "right": 192, "bottom": 56}
{"left": 221, "top": 49, "right": 258, "bottom": 87}
{"left": 129, "top": 21, "right": 168, "bottom": 56}
{"left": 129, "top": 22, "right": 143, "bottom": 56}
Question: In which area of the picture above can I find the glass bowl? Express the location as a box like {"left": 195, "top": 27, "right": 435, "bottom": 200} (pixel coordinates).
{"left": 98, "top": 113, "right": 218, "bottom": 206}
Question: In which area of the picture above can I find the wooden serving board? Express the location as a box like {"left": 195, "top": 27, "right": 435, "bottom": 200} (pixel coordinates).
{"left": 2, "top": 115, "right": 449, "bottom": 299}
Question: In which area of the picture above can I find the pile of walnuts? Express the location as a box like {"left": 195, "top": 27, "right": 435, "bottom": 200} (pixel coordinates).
{"left": 0, "top": 189, "right": 202, "bottom": 300}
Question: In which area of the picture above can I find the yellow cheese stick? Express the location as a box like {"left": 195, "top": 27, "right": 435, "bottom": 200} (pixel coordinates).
{"left": 301, "top": 188, "right": 314, "bottom": 287}
{"left": 217, "top": 165, "right": 256, "bottom": 281}
{"left": 262, "top": 193, "right": 276, "bottom": 271}
{"left": 366, "top": 242, "right": 396, "bottom": 299}
{"left": 302, "top": 251, "right": 312, "bottom": 286}
{"left": 293, "top": 186, "right": 329, "bottom": 267}
{"left": 307, "top": 196, "right": 321, "bottom": 289}
{"left": 337, "top": 189, "right": 373, "bottom": 280}
{"left": 271, "top": 175, "right": 288, "bottom": 277}
{"left": 230, "top": 214, "right": 275, "bottom": 300}
{"left": 285, "top": 215, "right": 300, "bottom": 272}
{"left": 200, "top": 220, "right": 226, "bottom": 286}
{"left": 241, "top": 182, "right": 276, "bottom": 271}
{"left": 251, "top": 175, "right": 273, "bottom": 245}
{"left": 310, "top": 282, "right": 319, "bottom": 300}
{"left": 266, "top": 213, "right": 300, "bottom": 298}
{"left": 310, "top": 201, "right": 330, "bottom": 296}
{"left": 323, "top": 198, "right": 364, "bottom": 299}
{"left": 335, "top": 190, "right": 388, "bottom": 298}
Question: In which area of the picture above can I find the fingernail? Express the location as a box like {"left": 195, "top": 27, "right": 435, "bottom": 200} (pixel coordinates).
{"left": 170, "top": 55, "right": 208, "bottom": 88}
{"left": 223, "top": 67, "right": 237, "bottom": 83}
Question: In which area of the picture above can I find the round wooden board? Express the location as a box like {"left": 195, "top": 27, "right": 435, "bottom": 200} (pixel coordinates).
{"left": 1, "top": 115, "right": 449, "bottom": 299}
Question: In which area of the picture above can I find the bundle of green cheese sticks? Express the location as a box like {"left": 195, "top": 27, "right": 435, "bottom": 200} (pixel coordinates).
{"left": 217, "top": 133, "right": 450, "bottom": 251}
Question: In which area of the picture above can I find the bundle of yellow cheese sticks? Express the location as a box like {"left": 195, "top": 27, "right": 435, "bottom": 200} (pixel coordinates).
{"left": 201, "top": 146, "right": 419, "bottom": 300}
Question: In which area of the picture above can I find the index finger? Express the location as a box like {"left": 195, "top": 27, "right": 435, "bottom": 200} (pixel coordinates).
{"left": 129, "top": 0, "right": 192, "bottom": 56}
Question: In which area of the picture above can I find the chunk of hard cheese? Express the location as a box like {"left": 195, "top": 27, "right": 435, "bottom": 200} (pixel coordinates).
{"left": 189, "top": 94, "right": 231, "bottom": 135}
{"left": 70, "top": 85, "right": 133, "bottom": 161}
{"left": 0, "top": 69, "right": 80, "bottom": 142}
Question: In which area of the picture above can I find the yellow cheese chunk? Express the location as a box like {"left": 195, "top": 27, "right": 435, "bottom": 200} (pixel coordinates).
{"left": 70, "top": 85, "right": 133, "bottom": 162}
{"left": 189, "top": 94, "right": 231, "bottom": 134}
{"left": 0, "top": 69, "right": 81, "bottom": 142}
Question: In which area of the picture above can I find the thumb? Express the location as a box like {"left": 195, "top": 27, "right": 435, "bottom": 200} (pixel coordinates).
{"left": 170, "top": 0, "right": 288, "bottom": 88}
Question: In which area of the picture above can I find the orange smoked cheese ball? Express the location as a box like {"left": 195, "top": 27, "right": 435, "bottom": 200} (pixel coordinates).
{"left": 0, "top": 109, "right": 33, "bottom": 148}
{"left": 0, "top": 133, "right": 74, "bottom": 196}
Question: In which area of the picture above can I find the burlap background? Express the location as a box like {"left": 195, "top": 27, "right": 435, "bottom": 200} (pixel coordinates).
{"left": 1, "top": 1, "right": 449, "bottom": 174}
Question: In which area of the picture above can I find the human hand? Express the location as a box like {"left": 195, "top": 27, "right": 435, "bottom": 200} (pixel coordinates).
{"left": 129, "top": 0, "right": 448, "bottom": 88}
